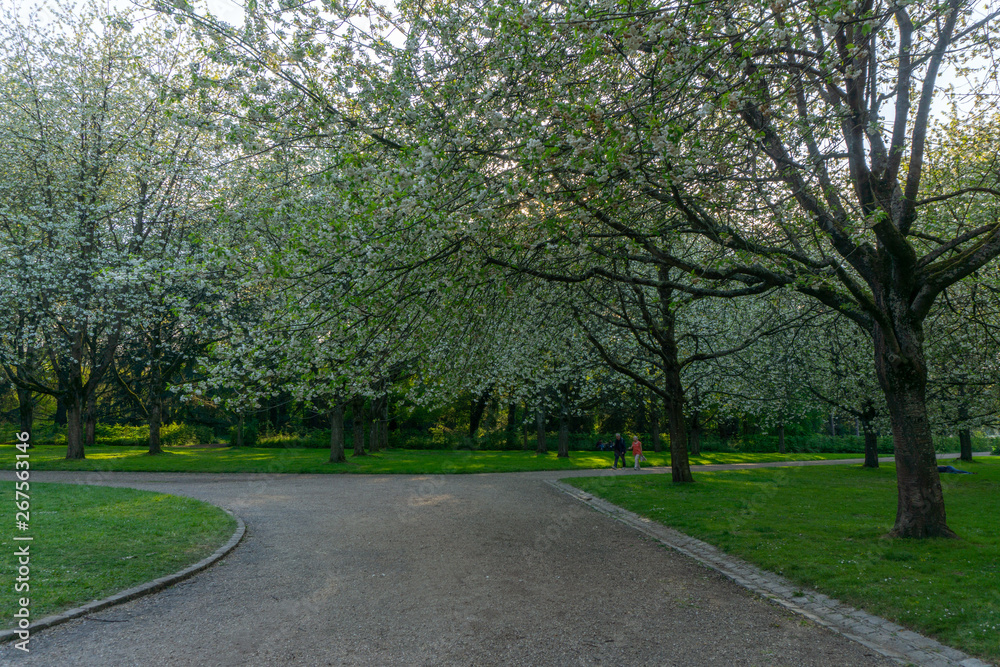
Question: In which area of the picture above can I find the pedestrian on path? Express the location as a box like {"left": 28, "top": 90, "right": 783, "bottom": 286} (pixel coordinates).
{"left": 631, "top": 436, "right": 643, "bottom": 470}
{"left": 612, "top": 433, "right": 627, "bottom": 469}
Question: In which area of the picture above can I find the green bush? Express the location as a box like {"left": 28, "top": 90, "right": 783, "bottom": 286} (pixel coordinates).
{"left": 228, "top": 421, "right": 259, "bottom": 447}
{"left": 161, "top": 423, "right": 214, "bottom": 446}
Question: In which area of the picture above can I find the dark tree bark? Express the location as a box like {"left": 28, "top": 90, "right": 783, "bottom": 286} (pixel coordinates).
{"left": 860, "top": 400, "right": 879, "bottom": 469}
{"left": 65, "top": 390, "right": 85, "bottom": 460}
{"left": 369, "top": 392, "right": 387, "bottom": 453}
{"left": 863, "top": 428, "right": 879, "bottom": 469}
{"left": 84, "top": 391, "right": 96, "bottom": 448}
{"left": 148, "top": 359, "right": 163, "bottom": 455}
{"left": 689, "top": 412, "right": 702, "bottom": 456}
{"left": 234, "top": 415, "right": 245, "bottom": 448}
{"left": 54, "top": 397, "right": 67, "bottom": 426}
{"left": 557, "top": 390, "right": 570, "bottom": 458}
{"left": 469, "top": 385, "right": 493, "bottom": 438}
{"left": 148, "top": 396, "right": 163, "bottom": 455}
{"left": 957, "top": 402, "right": 973, "bottom": 462}
{"left": 776, "top": 423, "right": 786, "bottom": 455}
{"left": 16, "top": 386, "right": 33, "bottom": 444}
{"left": 506, "top": 401, "right": 518, "bottom": 449}
{"left": 329, "top": 402, "right": 346, "bottom": 463}
{"left": 649, "top": 394, "right": 661, "bottom": 453}
{"left": 874, "top": 323, "right": 955, "bottom": 538}
{"left": 535, "top": 407, "right": 547, "bottom": 454}
{"left": 352, "top": 397, "right": 367, "bottom": 457}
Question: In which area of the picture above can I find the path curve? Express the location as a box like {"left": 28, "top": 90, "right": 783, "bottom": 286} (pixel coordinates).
{"left": 0, "top": 463, "right": 912, "bottom": 666}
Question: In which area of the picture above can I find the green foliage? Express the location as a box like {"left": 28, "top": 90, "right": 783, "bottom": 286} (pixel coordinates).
{"left": 228, "top": 421, "right": 259, "bottom": 447}
{"left": 161, "top": 423, "right": 215, "bottom": 446}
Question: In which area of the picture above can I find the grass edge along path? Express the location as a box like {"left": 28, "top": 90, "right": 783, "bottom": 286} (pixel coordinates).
{"left": 0, "top": 483, "right": 236, "bottom": 622}
{"left": 567, "top": 457, "right": 1000, "bottom": 663}
{"left": 0, "top": 445, "right": 862, "bottom": 475}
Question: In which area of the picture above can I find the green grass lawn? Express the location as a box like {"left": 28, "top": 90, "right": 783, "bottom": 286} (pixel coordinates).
{"left": 567, "top": 457, "right": 1000, "bottom": 662}
{"left": 0, "top": 483, "right": 235, "bottom": 622}
{"left": 0, "top": 444, "right": 864, "bottom": 474}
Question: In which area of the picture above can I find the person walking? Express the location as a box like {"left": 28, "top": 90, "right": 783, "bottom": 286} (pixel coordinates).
{"left": 612, "top": 433, "right": 626, "bottom": 469}
{"left": 631, "top": 436, "right": 643, "bottom": 470}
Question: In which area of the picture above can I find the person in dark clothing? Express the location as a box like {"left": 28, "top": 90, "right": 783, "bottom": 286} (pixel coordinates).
{"left": 612, "top": 433, "right": 627, "bottom": 469}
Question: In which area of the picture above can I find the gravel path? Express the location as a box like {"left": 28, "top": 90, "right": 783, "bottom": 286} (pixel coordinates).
{"left": 0, "top": 469, "right": 897, "bottom": 666}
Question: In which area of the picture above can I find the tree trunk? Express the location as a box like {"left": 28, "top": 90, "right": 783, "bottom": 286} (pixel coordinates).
{"left": 65, "top": 391, "right": 85, "bottom": 460}
{"left": 557, "top": 393, "right": 569, "bottom": 459}
{"left": 148, "top": 395, "right": 163, "bottom": 455}
{"left": 958, "top": 401, "right": 973, "bottom": 462}
{"left": 352, "top": 397, "right": 367, "bottom": 456}
{"left": 16, "top": 386, "right": 33, "bottom": 444}
{"left": 469, "top": 385, "right": 492, "bottom": 438}
{"left": 863, "top": 426, "right": 879, "bottom": 469}
{"left": 84, "top": 391, "right": 96, "bottom": 448}
{"left": 874, "top": 323, "right": 955, "bottom": 538}
{"left": 54, "top": 396, "right": 67, "bottom": 426}
{"left": 535, "top": 407, "right": 546, "bottom": 454}
{"left": 777, "top": 423, "right": 785, "bottom": 454}
{"left": 329, "top": 403, "right": 346, "bottom": 463}
{"left": 649, "top": 396, "right": 661, "bottom": 453}
{"left": 234, "top": 415, "right": 244, "bottom": 448}
{"left": 689, "top": 412, "right": 702, "bottom": 456}
{"left": 506, "top": 401, "right": 517, "bottom": 449}
{"left": 657, "top": 269, "right": 694, "bottom": 483}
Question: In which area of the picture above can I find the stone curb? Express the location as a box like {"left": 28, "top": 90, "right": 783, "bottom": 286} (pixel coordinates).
{"left": 546, "top": 479, "right": 994, "bottom": 667}
{"left": 0, "top": 508, "right": 245, "bottom": 643}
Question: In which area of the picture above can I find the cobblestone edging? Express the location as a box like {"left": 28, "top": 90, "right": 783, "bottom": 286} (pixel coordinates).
{"left": 0, "top": 509, "right": 246, "bottom": 642}
{"left": 546, "top": 480, "right": 993, "bottom": 667}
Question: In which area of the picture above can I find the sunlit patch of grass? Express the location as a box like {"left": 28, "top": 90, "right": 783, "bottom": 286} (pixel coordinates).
{"left": 0, "top": 483, "right": 235, "bottom": 621}
{"left": 568, "top": 458, "right": 1000, "bottom": 662}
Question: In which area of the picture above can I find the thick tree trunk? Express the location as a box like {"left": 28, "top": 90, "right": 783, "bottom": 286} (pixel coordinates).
{"left": 65, "top": 392, "right": 85, "bottom": 460}
{"left": 776, "top": 423, "right": 786, "bottom": 454}
{"left": 874, "top": 323, "right": 955, "bottom": 538}
{"left": 54, "top": 396, "right": 67, "bottom": 426}
{"left": 957, "top": 402, "right": 973, "bottom": 462}
{"left": 506, "top": 401, "right": 517, "bottom": 449}
{"left": 863, "top": 427, "right": 879, "bottom": 469}
{"left": 535, "top": 407, "right": 546, "bottom": 454}
{"left": 657, "top": 270, "right": 694, "bottom": 483}
{"left": 689, "top": 412, "right": 702, "bottom": 456}
{"left": 16, "top": 386, "right": 33, "bottom": 444}
{"left": 958, "top": 429, "right": 972, "bottom": 463}
{"left": 352, "top": 397, "right": 367, "bottom": 457}
{"left": 234, "top": 415, "right": 243, "bottom": 447}
{"left": 84, "top": 391, "right": 96, "bottom": 448}
{"left": 329, "top": 403, "right": 346, "bottom": 463}
{"left": 469, "top": 386, "right": 492, "bottom": 438}
{"left": 557, "top": 396, "right": 569, "bottom": 459}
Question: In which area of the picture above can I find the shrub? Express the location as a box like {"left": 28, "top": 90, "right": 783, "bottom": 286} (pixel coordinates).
{"left": 161, "top": 423, "right": 215, "bottom": 446}
{"left": 228, "top": 421, "right": 259, "bottom": 447}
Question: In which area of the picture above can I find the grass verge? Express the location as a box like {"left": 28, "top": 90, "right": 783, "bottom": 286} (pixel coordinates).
{"left": 567, "top": 457, "right": 1000, "bottom": 662}
{"left": 0, "top": 445, "right": 862, "bottom": 475}
{"left": 1, "top": 483, "right": 236, "bottom": 622}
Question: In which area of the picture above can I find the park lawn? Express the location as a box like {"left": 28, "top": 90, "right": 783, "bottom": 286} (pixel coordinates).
{"left": 0, "top": 483, "right": 235, "bottom": 622}
{"left": 0, "top": 444, "right": 860, "bottom": 475}
{"left": 567, "top": 457, "right": 1000, "bottom": 662}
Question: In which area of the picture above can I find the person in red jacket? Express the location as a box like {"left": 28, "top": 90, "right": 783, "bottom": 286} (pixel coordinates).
{"left": 631, "top": 436, "right": 643, "bottom": 470}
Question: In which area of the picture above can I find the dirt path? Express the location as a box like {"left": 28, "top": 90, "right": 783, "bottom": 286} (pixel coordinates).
{"left": 0, "top": 468, "right": 898, "bottom": 666}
